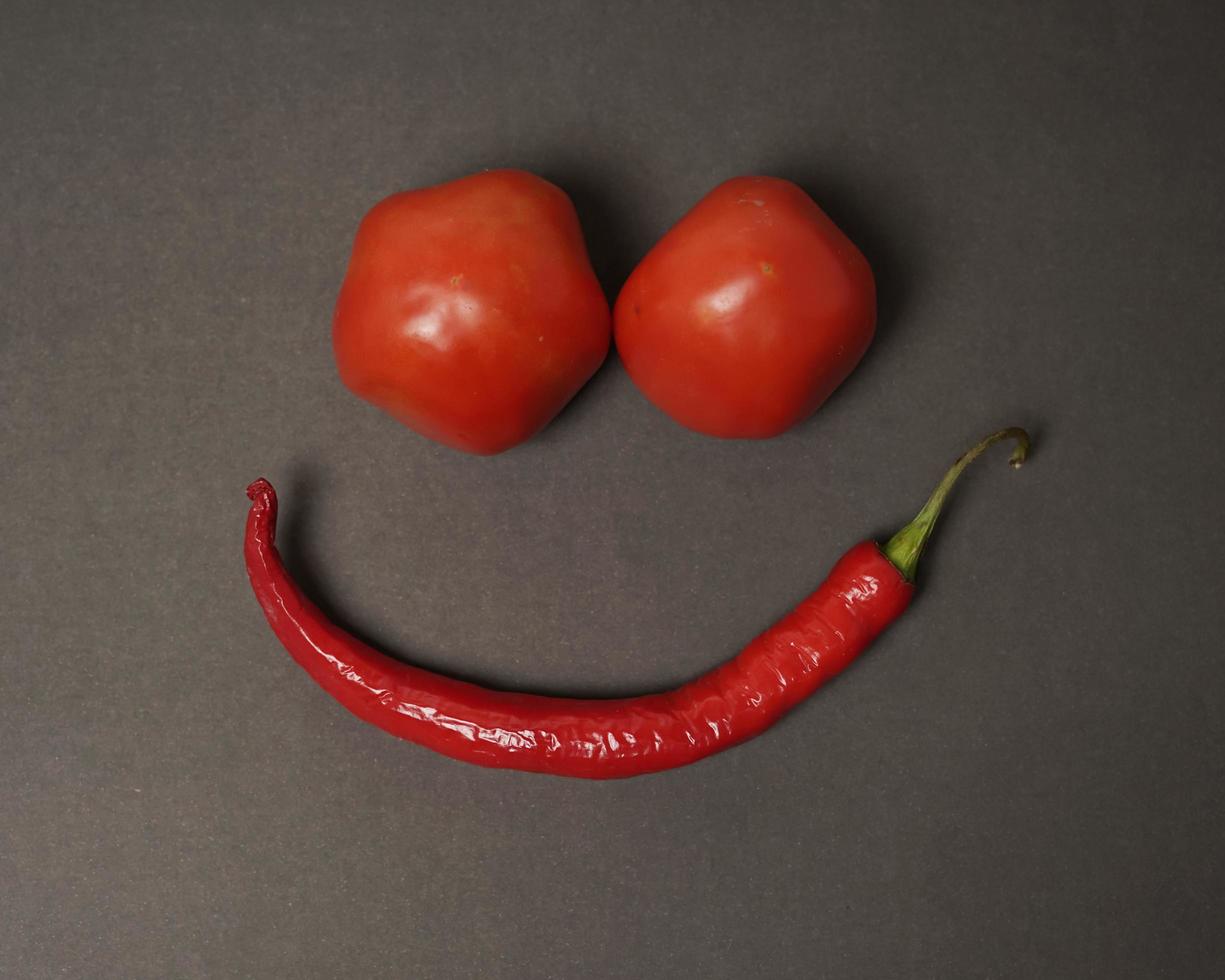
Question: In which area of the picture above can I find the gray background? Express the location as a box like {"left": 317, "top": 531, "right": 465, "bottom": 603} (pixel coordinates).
{"left": 3, "top": 1, "right": 1223, "bottom": 977}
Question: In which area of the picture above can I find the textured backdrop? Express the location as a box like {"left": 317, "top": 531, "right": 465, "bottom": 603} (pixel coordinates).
{"left": 3, "top": 1, "right": 1223, "bottom": 977}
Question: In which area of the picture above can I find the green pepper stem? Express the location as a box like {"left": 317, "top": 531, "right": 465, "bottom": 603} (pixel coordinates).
{"left": 882, "top": 427, "right": 1030, "bottom": 582}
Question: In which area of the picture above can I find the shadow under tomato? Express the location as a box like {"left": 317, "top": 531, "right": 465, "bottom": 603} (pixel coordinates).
{"left": 770, "top": 164, "right": 913, "bottom": 345}
{"left": 540, "top": 165, "right": 644, "bottom": 304}
{"left": 760, "top": 163, "right": 920, "bottom": 431}
{"left": 530, "top": 163, "right": 642, "bottom": 448}
{"left": 530, "top": 345, "right": 625, "bottom": 449}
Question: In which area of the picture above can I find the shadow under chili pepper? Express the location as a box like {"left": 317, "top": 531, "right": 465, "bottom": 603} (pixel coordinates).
{"left": 276, "top": 464, "right": 433, "bottom": 674}
{"left": 279, "top": 464, "right": 341, "bottom": 625}
{"left": 862, "top": 419, "right": 1043, "bottom": 602}
{"left": 276, "top": 462, "right": 671, "bottom": 698}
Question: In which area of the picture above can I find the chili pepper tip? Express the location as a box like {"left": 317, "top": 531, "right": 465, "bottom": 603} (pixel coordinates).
{"left": 246, "top": 478, "right": 275, "bottom": 502}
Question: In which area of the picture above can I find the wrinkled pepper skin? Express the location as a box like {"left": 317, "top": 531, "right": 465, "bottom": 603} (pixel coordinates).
{"left": 244, "top": 479, "right": 914, "bottom": 779}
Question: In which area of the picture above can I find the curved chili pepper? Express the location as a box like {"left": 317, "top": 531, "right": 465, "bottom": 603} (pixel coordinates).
{"left": 244, "top": 428, "right": 1029, "bottom": 779}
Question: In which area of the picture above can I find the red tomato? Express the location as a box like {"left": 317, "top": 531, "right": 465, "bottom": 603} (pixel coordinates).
{"left": 333, "top": 170, "right": 610, "bottom": 455}
{"left": 614, "top": 176, "right": 876, "bottom": 438}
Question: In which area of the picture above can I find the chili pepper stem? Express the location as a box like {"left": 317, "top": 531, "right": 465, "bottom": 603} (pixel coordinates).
{"left": 882, "top": 428, "right": 1030, "bottom": 583}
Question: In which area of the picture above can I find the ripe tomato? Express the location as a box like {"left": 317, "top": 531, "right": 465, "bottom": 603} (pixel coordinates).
{"left": 333, "top": 170, "right": 610, "bottom": 455}
{"left": 614, "top": 176, "right": 875, "bottom": 439}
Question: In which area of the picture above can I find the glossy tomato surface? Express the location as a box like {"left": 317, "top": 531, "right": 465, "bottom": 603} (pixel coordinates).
{"left": 334, "top": 169, "right": 610, "bottom": 454}
{"left": 614, "top": 176, "right": 876, "bottom": 438}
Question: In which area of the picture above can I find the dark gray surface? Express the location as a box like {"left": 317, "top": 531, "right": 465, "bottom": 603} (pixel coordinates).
{"left": 3, "top": 1, "right": 1224, "bottom": 977}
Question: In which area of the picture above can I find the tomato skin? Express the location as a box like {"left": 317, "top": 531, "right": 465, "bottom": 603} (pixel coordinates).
{"left": 614, "top": 176, "right": 876, "bottom": 439}
{"left": 333, "top": 170, "right": 610, "bottom": 455}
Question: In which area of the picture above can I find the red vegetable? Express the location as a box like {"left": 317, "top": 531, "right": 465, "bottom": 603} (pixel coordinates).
{"left": 614, "top": 176, "right": 876, "bottom": 438}
{"left": 333, "top": 169, "right": 611, "bottom": 455}
{"left": 245, "top": 429, "right": 1028, "bottom": 779}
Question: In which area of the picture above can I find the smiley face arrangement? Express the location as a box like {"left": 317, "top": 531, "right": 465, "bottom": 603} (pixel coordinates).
{"left": 248, "top": 169, "right": 1031, "bottom": 779}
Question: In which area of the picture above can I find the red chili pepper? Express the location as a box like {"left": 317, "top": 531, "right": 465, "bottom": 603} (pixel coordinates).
{"left": 245, "top": 429, "right": 1029, "bottom": 779}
